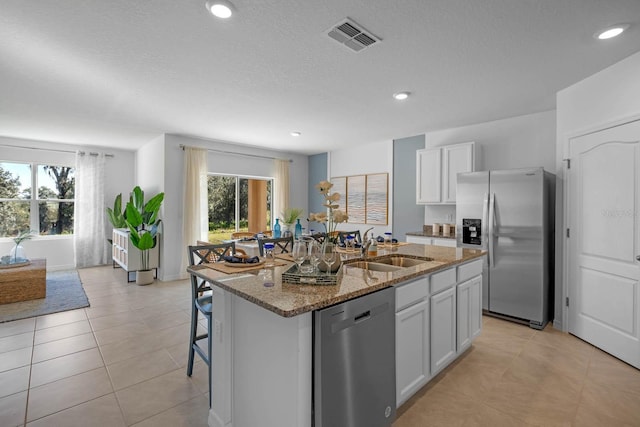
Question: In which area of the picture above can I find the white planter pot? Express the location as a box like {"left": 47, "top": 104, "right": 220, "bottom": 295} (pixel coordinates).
{"left": 136, "top": 270, "right": 155, "bottom": 286}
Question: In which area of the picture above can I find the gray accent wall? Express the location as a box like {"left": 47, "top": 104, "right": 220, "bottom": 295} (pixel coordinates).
{"left": 308, "top": 153, "right": 328, "bottom": 234}
{"left": 393, "top": 135, "right": 425, "bottom": 241}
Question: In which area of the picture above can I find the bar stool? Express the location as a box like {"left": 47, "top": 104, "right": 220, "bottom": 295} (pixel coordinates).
{"left": 257, "top": 236, "right": 294, "bottom": 256}
{"left": 187, "top": 242, "right": 236, "bottom": 407}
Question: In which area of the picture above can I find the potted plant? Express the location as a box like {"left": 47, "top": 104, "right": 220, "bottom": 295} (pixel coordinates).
{"left": 124, "top": 186, "right": 164, "bottom": 285}
{"left": 280, "top": 207, "right": 303, "bottom": 237}
{"left": 1, "top": 229, "right": 35, "bottom": 267}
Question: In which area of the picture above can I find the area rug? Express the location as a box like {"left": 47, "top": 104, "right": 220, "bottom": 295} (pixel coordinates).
{"left": 0, "top": 270, "right": 90, "bottom": 323}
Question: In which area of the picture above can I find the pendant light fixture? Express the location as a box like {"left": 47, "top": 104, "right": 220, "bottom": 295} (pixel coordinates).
{"left": 205, "top": 0, "right": 235, "bottom": 19}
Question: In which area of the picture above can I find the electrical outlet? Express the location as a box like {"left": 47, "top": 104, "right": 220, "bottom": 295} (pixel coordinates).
{"left": 214, "top": 319, "right": 222, "bottom": 341}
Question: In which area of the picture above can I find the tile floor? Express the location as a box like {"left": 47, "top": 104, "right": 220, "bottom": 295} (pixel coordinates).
{"left": 0, "top": 265, "right": 639, "bottom": 426}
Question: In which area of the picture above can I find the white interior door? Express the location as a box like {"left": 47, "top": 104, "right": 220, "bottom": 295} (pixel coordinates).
{"left": 568, "top": 119, "right": 640, "bottom": 369}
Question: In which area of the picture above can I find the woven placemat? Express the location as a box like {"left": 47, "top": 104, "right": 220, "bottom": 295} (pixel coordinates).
{"left": 204, "top": 259, "right": 288, "bottom": 274}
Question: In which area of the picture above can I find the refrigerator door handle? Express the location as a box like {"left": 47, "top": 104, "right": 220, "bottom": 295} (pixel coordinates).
{"left": 488, "top": 192, "right": 496, "bottom": 268}
{"left": 482, "top": 192, "right": 489, "bottom": 252}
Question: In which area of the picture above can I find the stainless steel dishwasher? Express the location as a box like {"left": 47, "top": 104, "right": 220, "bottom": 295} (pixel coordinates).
{"left": 314, "top": 286, "right": 396, "bottom": 427}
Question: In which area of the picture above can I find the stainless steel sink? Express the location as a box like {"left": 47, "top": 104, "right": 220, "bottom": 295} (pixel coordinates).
{"left": 374, "top": 256, "right": 429, "bottom": 267}
{"left": 346, "top": 261, "right": 402, "bottom": 272}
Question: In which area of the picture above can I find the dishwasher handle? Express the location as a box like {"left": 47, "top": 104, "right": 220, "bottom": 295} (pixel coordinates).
{"left": 330, "top": 301, "right": 390, "bottom": 334}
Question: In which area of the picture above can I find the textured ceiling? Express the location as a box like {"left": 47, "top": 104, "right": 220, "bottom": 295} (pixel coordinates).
{"left": 1, "top": 0, "right": 639, "bottom": 154}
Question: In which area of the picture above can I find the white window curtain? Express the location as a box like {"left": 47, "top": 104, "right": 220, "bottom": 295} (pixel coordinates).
{"left": 74, "top": 152, "right": 108, "bottom": 267}
{"left": 181, "top": 147, "right": 208, "bottom": 274}
{"left": 274, "top": 159, "right": 290, "bottom": 222}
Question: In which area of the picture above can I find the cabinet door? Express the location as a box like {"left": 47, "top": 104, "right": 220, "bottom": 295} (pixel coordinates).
{"left": 416, "top": 149, "right": 442, "bottom": 204}
{"left": 406, "top": 235, "right": 433, "bottom": 245}
{"left": 430, "top": 286, "right": 456, "bottom": 374}
{"left": 457, "top": 276, "right": 482, "bottom": 352}
{"left": 431, "top": 238, "right": 457, "bottom": 248}
{"left": 443, "top": 143, "right": 474, "bottom": 203}
{"left": 396, "top": 299, "right": 430, "bottom": 407}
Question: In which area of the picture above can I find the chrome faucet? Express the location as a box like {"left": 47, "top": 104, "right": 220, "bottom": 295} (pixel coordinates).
{"left": 361, "top": 228, "right": 374, "bottom": 256}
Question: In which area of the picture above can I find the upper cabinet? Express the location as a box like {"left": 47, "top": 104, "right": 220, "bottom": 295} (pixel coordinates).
{"left": 416, "top": 142, "right": 475, "bottom": 204}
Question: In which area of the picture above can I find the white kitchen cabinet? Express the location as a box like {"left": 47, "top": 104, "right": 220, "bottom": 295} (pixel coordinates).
{"left": 396, "top": 299, "right": 430, "bottom": 407}
{"left": 112, "top": 228, "right": 159, "bottom": 281}
{"left": 457, "top": 275, "right": 482, "bottom": 352}
{"left": 416, "top": 142, "right": 475, "bottom": 204}
{"left": 430, "top": 286, "right": 457, "bottom": 375}
{"left": 406, "top": 235, "right": 456, "bottom": 247}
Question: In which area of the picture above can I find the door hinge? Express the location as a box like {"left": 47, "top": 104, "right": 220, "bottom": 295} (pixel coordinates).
{"left": 566, "top": 297, "right": 570, "bottom": 307}
{"left": 566, "top": 228, "right": 570, "bottom": 238}
{"left": 563, "top": 158, "right": 571, "bottom": 169}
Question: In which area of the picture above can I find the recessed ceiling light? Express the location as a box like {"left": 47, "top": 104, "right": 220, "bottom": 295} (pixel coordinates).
{"left": 393, "top": 92, "right": 410, "bottom": 100}
{"left": 290, "top": 131, "right": 301, "bottom": 137}
{"left": 595, "top": 24, "right": 629, "bottom": 40}
{"left": 205, "top": 0, "right": 234, "bottom": 19}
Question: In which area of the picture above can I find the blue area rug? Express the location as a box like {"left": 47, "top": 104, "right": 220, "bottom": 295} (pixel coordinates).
{"left": 0, "top": 270, "right": 90, "bottom": 323}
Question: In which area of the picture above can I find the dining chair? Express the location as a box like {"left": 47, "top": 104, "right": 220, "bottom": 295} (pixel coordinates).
{"left": 187, "top": 242, "right": 236, "bottom": 407}
{"left": 310, "top": 232, "right": 327, "bottom": 245}
{"left": 337, "top": 230, "right": 362, "bottom": 245}
{"left": 231, "top": 231, "right": 254, "bottom": 240}
{"left": 257, "top": 236, "right": 294, "bottom": 256}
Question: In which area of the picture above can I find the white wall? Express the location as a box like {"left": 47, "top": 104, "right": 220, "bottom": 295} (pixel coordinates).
{"left": 162, "top": 134, "right": 309, "bottom": 280}
{"left": 329, "top": 140, "right": 393, "bottom": 239}
{"left": 555, "top": 50, "right": 640, "bottom": 330}
{"left": 422, "top": 110, "right": 556, "bottom": 224}
{"left": 0, "top": 136, "right": 136, "bottom": 270}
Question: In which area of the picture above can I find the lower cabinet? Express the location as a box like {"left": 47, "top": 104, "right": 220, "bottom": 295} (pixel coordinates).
{"left": 396, "top": 299, "right": 430, "bottom": 407}
{"left": 430, "top": 286, "right": 457, "bottom": 375}
{"left": 395, "top": 257, "right": 484, "bottom": 408}
{"left": 457, "top": 276, "right": 482, "bottom": 352}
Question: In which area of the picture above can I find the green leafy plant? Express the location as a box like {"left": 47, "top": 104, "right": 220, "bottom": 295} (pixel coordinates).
{"left": 106, "top": 193, "right": 127, "bottom": 244}
{"left": 11, "top": 229, "right": 35, "bottom": 262}
{"left": 280, "top": 207, "right": 303, "bottom": 225}
{"left": 124, "top": 186, "right": 165, "bottom": 271}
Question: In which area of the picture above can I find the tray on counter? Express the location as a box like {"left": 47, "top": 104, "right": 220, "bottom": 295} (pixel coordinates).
{"left": 282, "top": 262, "right": 343, "bottom": 285}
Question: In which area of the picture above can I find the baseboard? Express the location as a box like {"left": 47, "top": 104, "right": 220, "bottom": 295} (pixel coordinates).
{"left": 159, "top": 273, "right": 188, "bottom": 282}
{"left": 48, "top": 264, "right": 76, "bottom": 272}
{"left": 553, "top": 318, "right": 563, "bottom": 331}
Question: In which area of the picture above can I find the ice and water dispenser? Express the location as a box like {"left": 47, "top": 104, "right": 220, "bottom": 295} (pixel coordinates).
{"left": 462, "top": 218, "right": 482, "bottom": 245}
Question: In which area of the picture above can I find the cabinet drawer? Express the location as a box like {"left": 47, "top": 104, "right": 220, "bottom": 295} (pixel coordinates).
{"left": 457, "top": 259, "right": 483, "bottom": 282}
{"left": 430, "top": 268, "right": 456, "bottom": 294}
{"left": 396, "top": 277, "right": 429, "bottom": 312}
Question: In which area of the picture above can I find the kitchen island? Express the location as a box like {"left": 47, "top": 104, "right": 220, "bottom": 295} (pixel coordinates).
{"left": 188, "top": 244, "right": 485, "bottom": 427}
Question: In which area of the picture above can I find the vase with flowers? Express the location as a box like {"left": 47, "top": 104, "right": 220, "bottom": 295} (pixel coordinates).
{"left": 309, "top": 180, "right": 349, "bottom": 272}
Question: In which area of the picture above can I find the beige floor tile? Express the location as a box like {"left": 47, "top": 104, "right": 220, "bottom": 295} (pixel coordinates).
{"left": 30, "top": 347, "right": 104, "bottom": 387}
{"left": 85, "top": 293, "right": 131, "bottom": 308}
{"left": 99, "top": 333, "right": 164, "bottom": 365}
{"left": 33, "top": 320, "right": 92, "bottom": 345}
{"left": 115, "top": 369, "right": 202, "bottom": 425}
{"left": 84, "top": 304, "right": 133, "bottom": 320}
{"left": 0, "top": 390, "right": 27, "bottom": 427}
{"left": 106, "top": 349, "right": 180, "bottom": 390}
{"left": 0, "top": 318, "right": 35, "bottom": 339}
{"left": 574, "top": 378, "right": 640, "bottom": 426}
{"left": 165, "top": 341, "right": 191, "bottom": 368}
{"left": 0, "top": 366, "right": 30, "bottom": 398}
{"left": 26, "top": 367, "right": 113, "bottom": 422}
{"left": 129, "top": 394, "right": 209, "bottom": 427}
{"left": 35, "top": 309, "right": 87, "bottom": 330}
{"left": 142, "top": 310, "right": 191, "bottom": 332}
{"left": 482, "top": 372, "right": 582, "bottom": 426}
{"left": 88, "top": 311, "right": 142, "bottom": 332}
{"left": 0, "top": 331, "right": 34, "bottom": 353}
{"left": 462, "top": 403, "right": 539, "bottom": 427}
{"left": 31, "top": 332, "right": 97, "bottom": 363}
{"left": 586, "top": 347, "right": 640, "bottom": 396}
{"left": 0, "top": 346, "right": 32, "bottom": 373}
{"left": 187, "top": 359, "right": 210, "bottom": 394}
{"left": 26, "top": 394, "right": 126, "bottom": 427}
{"left": 93, "top": 321, "right": 153, "bottom": 347}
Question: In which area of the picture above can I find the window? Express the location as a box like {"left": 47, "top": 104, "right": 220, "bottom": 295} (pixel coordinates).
{"left": 207, "top": 174, "right": 272, "bottom": 241}
{"left": 0, "top": 161, "right": 75, "bottom": 237}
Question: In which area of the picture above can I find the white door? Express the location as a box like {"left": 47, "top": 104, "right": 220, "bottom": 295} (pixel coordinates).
{"left": 568, "top": 119, "right": 640, "bottom": 369}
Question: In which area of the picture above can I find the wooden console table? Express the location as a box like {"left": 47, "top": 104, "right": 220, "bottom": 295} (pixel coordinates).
{"left": 0, "top": 259, "right": 46, "bottom": 304}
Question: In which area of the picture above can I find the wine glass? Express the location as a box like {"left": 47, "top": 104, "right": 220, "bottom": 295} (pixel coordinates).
{"left": 292, "top": 240, "right": 307, "bottom": 273}
{"left": 308, "top": 240, "right": 321, "bottom": 273}
{"left": 321, "top": 241, "right": 337, "bottom": 272}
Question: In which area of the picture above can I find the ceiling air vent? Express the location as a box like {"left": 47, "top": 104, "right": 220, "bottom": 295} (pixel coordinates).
{"left": 327, "top": 18, "right": 381, "bottom": 53}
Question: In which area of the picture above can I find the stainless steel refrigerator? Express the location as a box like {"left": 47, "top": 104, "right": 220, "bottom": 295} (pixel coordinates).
{"left": 456, "top": 168, "right": 554, "bottom": 329}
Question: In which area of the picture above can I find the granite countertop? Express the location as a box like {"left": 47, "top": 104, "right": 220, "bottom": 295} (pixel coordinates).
{"left": 188, "top": 244, "right": 485, "bottom": 318}
{"left": 406, "top": 231, "right": 456, "bottom": 240}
